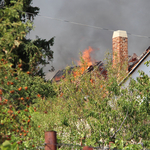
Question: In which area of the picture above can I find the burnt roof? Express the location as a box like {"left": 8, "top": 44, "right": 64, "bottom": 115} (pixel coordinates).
{"left": 128, "top": 46, "right": 150, "bottom": 74}
{"left": 52, "top": 61, "right": 106, "bottom": 82}
{"left": 52, "top": 67, "right": 75, "bottom": 82}
{"left": 119, "top": 46, "right": 150, "bottom": 85}
{"left": 52, "top": 46, "right": 150, "bottom": 82}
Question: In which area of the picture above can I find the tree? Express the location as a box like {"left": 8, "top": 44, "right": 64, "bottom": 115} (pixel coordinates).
{"left": 0, "top": 1, "right": 56, "bottom": 149}
{"left": 0, "top": 0, "right": 54, "bottom": 78}
{"left": 0, "top": 57, "right": 56, "bottom": 148}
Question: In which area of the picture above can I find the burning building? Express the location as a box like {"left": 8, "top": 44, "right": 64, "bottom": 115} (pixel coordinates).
{"left": 52, "top": 30, "right": 150, "bottom": 85}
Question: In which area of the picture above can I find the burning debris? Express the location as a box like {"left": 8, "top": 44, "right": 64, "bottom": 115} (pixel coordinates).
{"left": 52, "top": 67, "right": 74, "bottom": 82}
{"left": 128, "top": 53, "right": 139, "bottom": 72}
{"left": 73, "top": 47, "right": 94, "bottom": 78}
{"left": 52, "top": 46, "right": 106, "bottom": 82}
{"left": 52, "top": 45, "right": 149, "bottom": 82}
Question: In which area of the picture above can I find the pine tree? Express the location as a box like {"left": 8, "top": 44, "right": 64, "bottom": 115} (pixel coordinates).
{"left": 0, "top": 0, "right": 54, "bottom": 78}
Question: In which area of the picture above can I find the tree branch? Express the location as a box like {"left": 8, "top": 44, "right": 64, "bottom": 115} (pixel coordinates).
{"left": 111, "top": 109, "right": 129, "bottom": 139}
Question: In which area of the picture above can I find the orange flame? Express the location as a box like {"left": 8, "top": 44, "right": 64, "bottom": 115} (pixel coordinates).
{"left": 54, "top": 75, "right": 65, "bottom": 82}
{"left": 54, "top": 76, "right": 61, "bottom": 81}
{"left": 78, "top": 46, "right": 93, "bottom": 66}
{"left": 73, "top": 46, "right": 94, "bottom": 78}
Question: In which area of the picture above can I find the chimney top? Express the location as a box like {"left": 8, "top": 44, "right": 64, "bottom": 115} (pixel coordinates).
{"left": 112, "top": 30, "right": 127, "bottom": 38}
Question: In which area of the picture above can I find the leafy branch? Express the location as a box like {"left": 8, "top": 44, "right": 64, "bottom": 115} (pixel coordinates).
{"left": 111, "top": 109, "right": 129, "bottom": 139}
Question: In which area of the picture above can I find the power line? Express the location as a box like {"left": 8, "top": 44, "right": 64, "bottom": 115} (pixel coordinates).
{"left": 27, "top": 12, "right": 150, "bottom": 39}
{"left": 3, "top": 6, "right": 150, "bottom": 39}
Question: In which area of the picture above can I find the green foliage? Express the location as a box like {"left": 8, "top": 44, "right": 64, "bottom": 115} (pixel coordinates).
{"left": 110, "top": 139, "right": 143, "bottom": 150}
{"left": 13, "top": 36, "right": 54, "bottom": 77}
{"left": 0, "top": 1, "right": 56, "bottom": 149}
{"left": 0, "top": 1, "right": 150, "bottom": 148}
{"left": 0, "top": 58, "right": 55, "bottom": 106}
{"left": 0, "top": 0, "right": 54, "bottom": 78}
{"left": 1, "top": 53, "right": 150, "bottom": 149}
{"left": 0, "top": 55, "right": 55, "bottom": 149}
{"left": 0, "top": 141, "right": 18, "bottom": 150}
{"left": 31, "top": 58, "right": 150, "bottom": 149}
{"left": 4, "top": 0, "right": 39, "bottom": 22}
{"left": 144, "top": 60, "right": 150, "bottom": 67}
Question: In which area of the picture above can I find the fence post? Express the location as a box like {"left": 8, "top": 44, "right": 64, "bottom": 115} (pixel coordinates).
{"left": 83, "top": 146, "right": 93, "bottom": 150}
{"left": 0, "top": 95, "right": 2, "bottom": 102}
{"left": 0, "top": 88, "right": 2, "bottom": 102}
{"left": 45, "top": 131, "right": 57, "bottom": 150}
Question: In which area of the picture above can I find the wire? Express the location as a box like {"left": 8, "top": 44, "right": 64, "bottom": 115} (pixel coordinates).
{"left": 2, "top": 6, "right": 150, "bottom": 39}
{"left": 23, "top": 11, "right": 150, "bottom": 39}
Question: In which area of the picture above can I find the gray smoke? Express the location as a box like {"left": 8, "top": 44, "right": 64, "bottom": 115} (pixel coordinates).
{"left": 0, "top": 0, "right": 5, "bottom": 7}
{"left": 29, "top": 0, "right": 150, "bottom": 79}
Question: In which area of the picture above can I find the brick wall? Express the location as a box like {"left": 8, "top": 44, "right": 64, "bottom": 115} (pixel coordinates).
{"left": 112, "top": 30, "right": 128, "bottom": 72}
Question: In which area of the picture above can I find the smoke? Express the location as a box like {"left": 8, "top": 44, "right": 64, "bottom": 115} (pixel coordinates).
{"left": 30, "top": 0, "right": 150, "bottom": 79}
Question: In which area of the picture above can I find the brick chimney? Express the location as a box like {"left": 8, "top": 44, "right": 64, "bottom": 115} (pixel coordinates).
{"left": 112, "top": 30, "right": 128, "bottom": 72}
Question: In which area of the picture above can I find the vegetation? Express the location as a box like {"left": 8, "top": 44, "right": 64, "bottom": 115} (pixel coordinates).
{"left": 0, "top": 1, "right": 150, "bottom": 150}
{"left": 33, "top": 58, "right": 150, "bottom": 150}
{"left": 0, "top": 57, "right": 56, "bottom": 149}
{"left": 0, "top": 0, "right": 54, "bottom": 78}
{"left": 0, "top": 0, "right": 55, "bottom": 149}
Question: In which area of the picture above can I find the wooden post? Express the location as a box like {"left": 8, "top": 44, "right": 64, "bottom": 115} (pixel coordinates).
{"left": 45, "top": 131, "right": 57, "bottom": 150}
{"left": 0, "top": 88, "right": 2, "bottom": 102}
{"left": 0, "top": 95, "right": 2, "bottom": 102}
{"left": 83, "top": 146, "right": 93, "bottom": 150}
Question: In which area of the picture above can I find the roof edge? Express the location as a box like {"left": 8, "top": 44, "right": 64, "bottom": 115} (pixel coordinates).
{"left": 119, "top": 47, "right": 150, "bottom": 86}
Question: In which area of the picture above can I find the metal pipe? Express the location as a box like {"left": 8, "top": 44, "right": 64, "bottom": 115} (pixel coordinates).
{"left": 45, "top": 131, "right": 57, "bottom": 150}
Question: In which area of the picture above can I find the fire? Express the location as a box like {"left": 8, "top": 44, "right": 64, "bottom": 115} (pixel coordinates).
{"left": 54, "top": 77, "right": 61, "bottom": 82}
{"left": 54, "top": 75, "right": 65, "bottom": 82}
{"left": 73, "top": 46, "right": 94, "bottom": 78}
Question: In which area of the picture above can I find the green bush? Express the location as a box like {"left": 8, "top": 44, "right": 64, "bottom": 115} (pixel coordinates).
{"left": 32, "top": 58, "right": 150, "bottom": 149}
